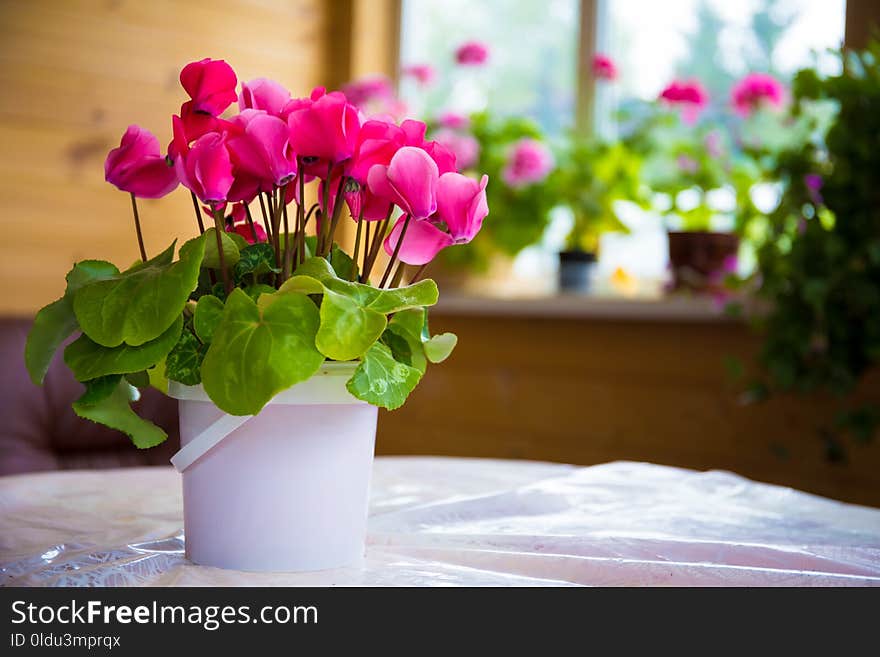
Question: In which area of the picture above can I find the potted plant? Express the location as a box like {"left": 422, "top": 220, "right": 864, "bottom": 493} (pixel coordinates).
{"left": 739, "top": 43, "right": 880, "bottom": 456}
{"left": 552, "top": 137, "right": 645, "bottom": 293}
{"left": 23, "top": 58, "right": 488, "bottom": 572}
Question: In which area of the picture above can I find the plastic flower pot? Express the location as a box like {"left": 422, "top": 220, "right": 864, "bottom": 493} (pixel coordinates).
{"left": 168, "top": 362, "right": 377, "bottom": 572}
{"left": 558, "top": 250, "right": 597, "bottom": 293}
{"left": 667, "top": 231, "right": 739, "bottom": 294}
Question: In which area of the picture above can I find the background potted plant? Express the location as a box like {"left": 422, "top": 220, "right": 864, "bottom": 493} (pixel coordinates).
{"left": 23, "top": 58, "right": 488, "bottom": 572}
{"left": 551, "top": 136, "right": 646, "bottom": 293}
{"left": 737, "top": 42, "right": 880, "bottom": 458}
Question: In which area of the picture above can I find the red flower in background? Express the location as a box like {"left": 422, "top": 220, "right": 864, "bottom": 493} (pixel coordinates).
{"left": 455, "top": 41, "right": 489, "bottom": 66}
{"left": 592, "top": 54, "right": 617, "bottom": 81}
{"left": 730, "top": 73, "right": 786, "bottom": 117}
{"left": 659, "top": 79, "right": 709, "bottom": 124}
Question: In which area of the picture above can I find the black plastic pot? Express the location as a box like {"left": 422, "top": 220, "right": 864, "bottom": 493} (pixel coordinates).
{"left": 558, "top": 250, "right": 597, "bottom": 293}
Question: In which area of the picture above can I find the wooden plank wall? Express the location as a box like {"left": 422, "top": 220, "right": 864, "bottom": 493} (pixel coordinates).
{"left": 376, "top": 313, "right": 880, "bottom": 507}
{"left": 0, "top": 0, "right": 329, "bottom": 314}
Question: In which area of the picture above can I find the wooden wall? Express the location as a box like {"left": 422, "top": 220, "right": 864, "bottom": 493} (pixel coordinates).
{"left": 377, "top": 312, "right": 880, "bottom": 507}
{"left": 0, "top": 0, "right": 329, "bottom": 314}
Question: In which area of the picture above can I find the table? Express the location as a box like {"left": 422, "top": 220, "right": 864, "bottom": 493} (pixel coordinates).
{"left": 2, "top": 458, "right": 879, "bottom": 586}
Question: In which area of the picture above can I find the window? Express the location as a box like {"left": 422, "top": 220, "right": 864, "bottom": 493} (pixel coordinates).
{"left": 398, "top": 0, "right": 848, "bottom": 296}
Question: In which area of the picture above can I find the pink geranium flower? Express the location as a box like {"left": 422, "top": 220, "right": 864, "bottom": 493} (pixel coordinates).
{"left": 432, "top": 129, "right": 480, "bottom": 170}
{"left": 659, "top": 79, "right": 709, "bottom": 124}
{"left": 105, "top": 125, "right": 179, "bottom": 198}
{"left": 239, "top": 78, "right": 292, "bottom": 117}
{"left": 401, "top": 64, "right": 436, "bottom": 86}
{"left": 592, "top": 54, "right": 617, "bottom": 81}
{"left": 436, "top": 112, "right": 470, "bottom": 130}
{"left": 501, "top": 138, "right": 554, "bottom": 189}
{"left": 179, "top": 58, "right": 238, "bottom": 116}
{"left": 455, "top": 41, "right": 489, "bottom": 66}
{"left": 730, "top": 73, "right": 786, "bottom": 117}
{"left": 383, "top": 173, "right": 489, "bottom": 265}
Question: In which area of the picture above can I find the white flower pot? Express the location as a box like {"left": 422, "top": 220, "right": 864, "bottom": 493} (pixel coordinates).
{"left": 167, "top": 362, "right": 377, "bottom": 572}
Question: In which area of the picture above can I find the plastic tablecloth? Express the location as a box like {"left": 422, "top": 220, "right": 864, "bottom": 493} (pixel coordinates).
{"left": 1, "top": 458, "right": 879, "bottom": 586}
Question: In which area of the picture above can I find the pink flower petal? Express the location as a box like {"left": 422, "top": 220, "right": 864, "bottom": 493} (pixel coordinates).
{"left": 383, "top": 216, "right": 454, "bottom": 265}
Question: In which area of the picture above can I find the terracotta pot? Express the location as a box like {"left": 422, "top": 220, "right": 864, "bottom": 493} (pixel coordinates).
{"left": 667, "top": 231, "right": 739, "bottom": 294}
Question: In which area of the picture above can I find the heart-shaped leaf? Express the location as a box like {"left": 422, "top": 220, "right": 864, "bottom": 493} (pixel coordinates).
{"left": 201, "top": 288, "right": 324, "bottom": 415}
{"left": 193, "top": 295, "right": 224, "bottom": 344}
{"left": 64, "top": 315, "right": 183, "bottom": 381}
{"left": 346, "top": 342, "right": 423, "bottom": 410}
{"left": 24, "top": 260, "right": 120, "bottom": 385}
{"left": 424, "top": 332, "right": 458, "bottom": 363}
{"left": 234, "top": 243, "right": 279, "bottom": 282}
{"left": 316, "top": 287, "right": 387, "bottom": 360}
{"left": 165, "top": 324, "right": 206, "bottom": 386}
{"left": 72, "top": 236, "right": 206, "bottom": 347}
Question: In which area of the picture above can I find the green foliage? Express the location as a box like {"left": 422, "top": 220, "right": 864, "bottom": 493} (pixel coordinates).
{"left": 193, "top": 295, "right": 224, "bottom": 343}
{"left": 72, "top": 236, "right": 205, "bottom": 347}
{"left": 746, "top": 41, "right": 880, "bottom": 449}
{"left": 202, "top": 227, "right": 241, "bottom": 269}
{"left": 73, "top": 379, "right": 167, "bottom": 449}
{"left": 164, "top": 323, "right": 206, "bottom": 386}
{"left": 440, "top": 112, "right": 556, "bottom": 271}
{"left": 553, "top": 138, "right": 647, "bottom": 252}
{"left": 24, "top": 260, "right": 119, "bottom": 385}
{"left": 63, "top": 315, "right": 183, "bottom": 381}
{"left": 346, "top": 342, "right": 423, "bottom": 411}
{"left": 233, "top": 243, "right": 279, "bottom": 283}
{"left": 200, "top": 288, "right": 324, "bottom": 415}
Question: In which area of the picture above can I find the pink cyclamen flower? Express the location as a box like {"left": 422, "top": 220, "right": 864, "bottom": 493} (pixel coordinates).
{"left": 436, "top": 112, "right": 470, "bottom": 130}
{"left": 286, "top": 87, "right": 361, "bottom": 176}
{"left": 105, "top": 125, "right": 178, "bottom": 198}
{"left": 731, "top": 73, "right": 785, "bottom": 117}
{"left": 239, "top": 78, "right": 292, "bottom": 117}
{"left": 384, "top": 173, "right": 489, "bottom": 265}
{"left": 179, "top": 58, "right": 238, "bottom": 116}
{"left": 347, "top": 119, "right": 408, "bottom": 184}
{"left": 592, "top": 54, "right": 617, "bottom": 81}
{"left": 659, "top": 80, "right": 709, "bottom": 124}
{"left": 501, "top": 138, "right": 554, "bottom": 188}
{"left": 174, "top": 130, "right": 235, "bottom": 207}
{"left": 401, "top": 64, "right": 436, "bottom": 86}
{"left": 367, "top": 146, "right": 439, "bottom": 219}
{"left": 455, "top": 41, "right": 489, "bottom": 66}
{"left": 228, "top": 109, "right": 298, "bottom": 189}
{"left": 432, "top": 129, "right": 480, "bottom": 170}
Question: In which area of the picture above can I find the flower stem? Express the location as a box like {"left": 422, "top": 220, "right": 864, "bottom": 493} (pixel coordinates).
{"left": 351, "top": 209, "right": 364, "bottom": 281}
{"left": 362, "top": 204, "right": 394, "bottom": 282}
{"left": 324, "top": 176, "right": 347, "bottom": 259}
{"left": 189, "top": 192, "right": 205, "bottom": 235}
{"left": 243, "top": 201, "right": 259, "bottom": 243}
{"left": 258, "top": 192, "right": 272, "bottom": 240}
{"left": 282, "top": 199, "right": 293, "bottom": 281}
{"left": 211, "top": 208, "right": 232, "bottom": 295}
{"left": 129, "top": 193, "right": 147, "bottom": 262}
{"left": 410, "top": 263, "right": 429, "bottom": 284}
{"left": 379, "top": 213, "right": 410, "bottom": 288}
{"left": 361, "top": 220, "right": 372, "bottom": 282}
{"left": 389, "top": 261, "right": 406, "bottom": 288}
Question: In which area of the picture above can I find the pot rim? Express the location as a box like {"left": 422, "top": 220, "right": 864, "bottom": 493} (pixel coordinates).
{"left": 167, "top": 360, "right": 364, "bottom": 406}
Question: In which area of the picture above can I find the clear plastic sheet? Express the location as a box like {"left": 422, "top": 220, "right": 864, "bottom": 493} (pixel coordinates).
{"left": 1, "top": 458, "right": 879, "bottom": 586}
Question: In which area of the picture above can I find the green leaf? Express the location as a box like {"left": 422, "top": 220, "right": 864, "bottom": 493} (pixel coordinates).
{"left": 233, "top": 243, "right": 279, "bottom": 282}
{"left": 147, "top": 359, "right": 169, "bottom": 394}
{"left": 73, "top": 380, "right": 167, "bottom": 448}
{"left": 386, "top": 309, "right": 428, "bottom": 372}
{"left": 202, "top": 227, "right": 241, "bottom": 269}
{"left": 243, "top": 284, "right": 277, "bottom": 302}
{"left": 201, "top": 288, "right": 324, "bottom": 415}
{"left": 424, "top": 333, "right": 458, "bottom": 363}
{"left": 165, "top": 324, "right": 205, "bottom": 386}
{"left": 346, "top": 342, "right": 423, "bottom": 410}
{"left": 72, "top": 236, "right": 206, "bottom": 347}
{"left": 368, "top": 279, "right": 439, "bottom": 314}
{"left": 124, "top": 371, "right": 150, "bottom": 389}
{"left": 77, "top": 374, "right": 123, "bottom": 405}
{"left": 193, "top": 295, "right": 224, "bottom": 344}
{"left": 24, "top": 260, "right": 119, "bottom": 385}
{"left": 64, "top": 315, "right": 183, "bottom": 381}
{"left": 317, "top": 287, "right": 387, "bottom": 360}
{"left": 330, "top": 244, "right": 358, "bottom": 280}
